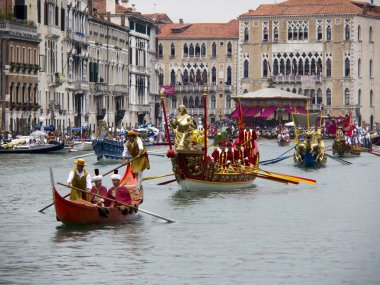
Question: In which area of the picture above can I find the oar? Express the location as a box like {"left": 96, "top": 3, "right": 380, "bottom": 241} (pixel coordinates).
{"left": 57, "top": 182, "right": 175, "bottom": 223}
{"left": 369, "top": 151, "right": 380, "bottom": 157}
{"left": 260, "top": 155, "right": 293, "bottom": 165}
{"left": 253, "top": 172, "right": 299, "bottom": 185}
{"left": 325, "top": 153, "right": 352, "bottom": 165}
{"left": 157, "top": 178, "right": 177, "bottom": 185}
{"left": 276, "top": 146, "right": 295, "bottom": 158}
{"left": 143, "top": 173, "right": 174, "bottom": 181}
{"left": 259, "top": 168, "right": 317, "bottom": 185}
{"left": 102, "top": 157, "right": 138, "bottom": 177}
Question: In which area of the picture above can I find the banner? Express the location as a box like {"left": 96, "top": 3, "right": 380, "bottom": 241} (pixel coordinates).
{"left": 160, "top": 85, "right": 176, "bottom": 97}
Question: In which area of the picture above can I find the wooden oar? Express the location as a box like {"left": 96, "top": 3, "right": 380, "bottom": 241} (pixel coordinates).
{"left": 143, "top": 173, "right": 174, "bottom": 181}
{"left": 57, "top": 182, "right": 175, "bottom": 223}
{"left": 260, "top": 155, "right": 293, "bottom": 165}
{"left": 102, "top": 157, "right": 138, "bottom": 177}
{"left": 253, "top": 172, "right": 299, "bottom": 185}
{"left": 369, "top": 151, "right": 380, "bottom": 157}
{"left": 157, "top": 179, "right": 177, "bottom": 185}
{"left": 326, "top": 153, "right": 352, "bottom": 165}
{"left": 276, "top": 146, "right": 295, "bottom": 158}
{"left": 259, "top": 168, "right": 317, "bottom": 185}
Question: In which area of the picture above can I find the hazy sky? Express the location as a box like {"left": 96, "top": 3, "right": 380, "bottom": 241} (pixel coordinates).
{"left": 130, "top": 0, "right": 380, "bottom": 23}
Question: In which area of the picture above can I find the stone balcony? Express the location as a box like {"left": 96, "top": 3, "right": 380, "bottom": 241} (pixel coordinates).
{"left": 272, "top": 74, "right": 322, "bottom": 83}
{"left": 0, "top": 21, "right": 40, "bottom": 42}
{"left": 47, "top": 26, "right": 61, "bottom": 38}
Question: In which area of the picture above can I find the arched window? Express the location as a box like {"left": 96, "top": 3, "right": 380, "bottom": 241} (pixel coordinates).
{"left": 263, "top": 59, "right": 268, "bottom": 77}
{"left": 183, "top": 70, "right": 189, "bottom": 84}
{"left": 226, "top": 95, "right": 231, "bottom": 109}
{"left": 158, "top": 70, "right": 164, "bottom": 86}
{"left": 292, "top": 88, "right": 297, "bottom": 94}
{"left": 196, "top": 69, "right": 202, "bottom": 84}
{"left": 344, "top": 88, "right": 350, "bottom": 106}
{"left": 244, "top": 27, "right": 249, "bottom": 42}
{"left": 326, "top": 58, "right": 331, "bottom": 77}
{"left": 298, "top": 59, "right": 304, "bottom": 75}
{"left": 211, "top": 95, "right": 216, "bottom": 109}
{"left": 189, "top": 43, "right": 194, "bottom": 57}
{"left": 304, "top": 59, "right": 310, "bottom": 75}
{"left": 263, "top": 27, "right": 269, "bottom": 41}
{"left": 202, "top": 70, "right": 208, "bottom": 84}
{"left": 370, "top": 89, "right": 373, "bottom": 106}
{"left": 358, "top": 89, "right": 361, "bottom": 106}
{"left": 172, "top": 96, "right": 177, "bottom": 109}
{"left": 243, "top": 89, "right": 248, "bottom": 94}
{"left": 345, "top": 24, "right": 350, "bottom": 41}
{"left": 286, "top": 59, "right": 291, "bottom": 75}
{"left": 357, "top": 25, "right": 361, "bottom": 41}
{"left": 243, "top": 60, "right": 249, "bottom": 78}
{"left": 158, "top": 43, "right": 163, "bottom": 57}
{"left": 317, "top": 88, "right": 322, "bottom": 104}
{"left": 345, "top": 58, "right": 350, "bottom": 77}
{"left": 227, "top": 42, "right": 232, "bottom": 57}
{"left": 211, "top": 67, "right": 217, "bottom": 84}
{"left": 369, "top": 59, "right": 373, "bottom": 78}
{"left": 369, "top": 26, "right": 373, "bottom": 42}
{"left": 170, "top": 70, "right": 176, "bottom": 86}
{"left": 273, "top": 27, "right": 279, "bottom": 42}
{"left": 212, "top": 42, "right": 216, "bottom": 57}
{"left": 288, "top": 27, "right": 293, "bottom": 40}
{"left": 189, "top": 96, "right": 194, "bottom": 108}
{"left": 170, "top": 43, "right": 175, "bottom": 57}
{"left": 358, "top": 59, "right": 361, "bottom": 77}
{"left": 201, "top": 43, "right": 206, "bottom": 57}
{"left": 195, "top": 96, "right": 199, "bottom": 108}
{"left": 326, "top": 26, "right": 332, "bottom": 41}
{"left": 298, "top": 88, "right": 302, "bottom": 94}
{"left": 326, "top": 88, "right": 331, "bottom": 106}
{"left": 183, "top": 44, "right": 188, "bottom": 57}
{"left": 273, "top": 59, "right": 279, "bottom": 75}
{"left": 226, "top": 66, "right": 232, "bottom": 85}
{"left": 280, "top": 59, "right": 285, "bottom": 75}
{"left": 195, "top": 43, "right": 200, "bottom": 57}
{"left": 304, "top": 26, "right": 308, "bottom": 40}
{"left": 317, "top": 26, "right": 322, "bottom": 41}
{"left": 183, "top": 96, "right": 188, "bottom": 108}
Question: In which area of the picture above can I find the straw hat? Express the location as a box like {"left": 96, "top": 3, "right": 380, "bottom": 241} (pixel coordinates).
{"left": 126, "top": 130, "right": 138, "bottom": 137}
{"left": 74, "top": 159, "right": 87, "bottom": 166}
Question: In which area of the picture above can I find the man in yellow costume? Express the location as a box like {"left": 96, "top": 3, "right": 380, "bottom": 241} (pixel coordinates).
{"left": 67, "top": 159, "right": 91, "bottom": 201}
{"left": 122, "top": 130, "right": 150, "bottom": 194}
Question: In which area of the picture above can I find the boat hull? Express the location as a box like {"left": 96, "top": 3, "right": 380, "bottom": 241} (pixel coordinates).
{"left": 178, "top": 177, "right": 255, "bottom": 191}
{"left": 53, "top": 164, "right": 142, "bottom": 225}
{"left": 0, "top": 142, "right": 65, "bottom": 154}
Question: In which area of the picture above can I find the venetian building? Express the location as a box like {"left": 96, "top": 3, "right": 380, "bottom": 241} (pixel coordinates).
{"left": 0, "top": 0, "right": 41, "bottom": 134}
{"left": 238, "top": 0, "right": 380, "bottom": 130}
{"left": 88, "top": 3, "right": 129, "bottom": 131}
{"left": 156, "top": 19, "right": 239, "bottom": 125}
{"left": 91, "top": 0, "right": 157, "bottom": 128}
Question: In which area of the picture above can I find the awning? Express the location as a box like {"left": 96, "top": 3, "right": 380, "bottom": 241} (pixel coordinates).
{"left": 284, "top": 106, "right": 296, "bottom": 114}
{"left": 230, "top": 107, "right": 248, "bottom": 118}
{"left": 245, "top": 106, "right": 261, "bottom": 117}
{"left": 256, "top": 106, "right": 276, "bottom": 118}
{"left": 297, "top": 106, "right": 307, "bottom": 114}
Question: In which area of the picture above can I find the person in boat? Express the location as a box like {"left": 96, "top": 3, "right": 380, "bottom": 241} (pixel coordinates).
{"left": 170, "top": 104, "right": 194, "bottom": 150}
{"left": 234, "top": 142, "right": 250, "bottom": 167}
{"left": 90, "top": 169, "right": 108, "bottom": 207}
{"left": 122, "top": 130, "right": 150, "bottom": 195}
{"left": 242, "top": 126, "right": 257, "bottom": 164}
{"left": 105, "top": 170, "right": 134, "bottom": 214}
{"left": 212, "top": 141, "right": 229, "bottom": 171}
{"left": 67, "top": 159, "right": 91, "bottom": 201}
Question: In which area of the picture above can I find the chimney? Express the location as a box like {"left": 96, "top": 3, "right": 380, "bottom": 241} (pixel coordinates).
{"left": 88, "top": 0, "right": 93, "bottom": 16}
{"left": 106, "top": 11, "right": 111, "bottom": 22}
{"left": 132, "top": 4, "right": 136, "bottom": 12}
{"left": 179, "top": 18, "right": 184, "bottom": 24}
{"left": 121, "top": 14, "right": 125, "bottom": 26}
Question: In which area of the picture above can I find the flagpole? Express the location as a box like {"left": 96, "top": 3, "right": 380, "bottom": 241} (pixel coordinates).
{"left": 203, "top": 86, "right": 208, "bottom": 161}
{"left": 160, "top": 89, "right": 173, "bottom": 150}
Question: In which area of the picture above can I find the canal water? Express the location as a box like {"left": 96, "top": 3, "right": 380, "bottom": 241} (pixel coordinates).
{"left": 0, "top": 140, "right": 379, "bottom": 285}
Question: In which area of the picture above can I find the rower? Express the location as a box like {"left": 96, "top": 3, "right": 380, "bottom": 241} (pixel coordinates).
{"left": 90, "top": 169, "right": 107, "bottom": 206}
{"left": 67, "top": 159, "right": 91, "bottom": 201}
{"left": 106, "top": 170, "right": 134, "bottom": 214}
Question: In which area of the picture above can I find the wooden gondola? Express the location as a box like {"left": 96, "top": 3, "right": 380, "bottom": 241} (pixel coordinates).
{"left": 0, "top": 141, "right": 65, "bottom": 154}
{"left": 52, "top": 164, "right": 143, "bottom": 225}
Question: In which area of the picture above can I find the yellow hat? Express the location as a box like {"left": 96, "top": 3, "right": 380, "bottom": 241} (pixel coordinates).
{"left": 74, "top": 159, "right": 87, "bottom": 166}
{"left": 127, "top": 130, "right": 138, "bottom": 136}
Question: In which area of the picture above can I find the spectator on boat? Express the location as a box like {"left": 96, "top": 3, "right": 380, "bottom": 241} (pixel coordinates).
{"left": 90, "top": 169, "right": 107, "bottom": 207}
{"left": 122, "top": 130, "right": 150, "bottom": 195}
{"left": 67, "top": 159, "right": 91, "bottom": 201}
{"left": 105, "top": 170, "right": 133, "bottom": 214}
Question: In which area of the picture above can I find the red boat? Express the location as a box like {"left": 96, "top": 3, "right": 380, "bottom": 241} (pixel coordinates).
{"left": 52, "top": 164, "right": 143, "bottom": 225}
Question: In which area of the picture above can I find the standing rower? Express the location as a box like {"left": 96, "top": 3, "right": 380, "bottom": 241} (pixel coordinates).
{"left": 122, "top": 130, "right": 150, "bottom": 194}
{"left": 67, "top": 159, "right": 91, "bottom": 201}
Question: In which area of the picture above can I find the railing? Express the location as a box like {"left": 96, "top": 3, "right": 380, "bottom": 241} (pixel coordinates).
{"left": 47, "top": 26, "right": 61, "bottom": 38}
{"left": 0, "top": 21, "right": 38, "bottom": 38}
{"left": 272, "top": 75, "right": 323, "bottom": 83}
{"left": 73, "top": 81, "right": 89, "bottom": 90}
{"left": 187, "top": 108, "right": 204, "bottom": 116}
{"left": 209, "top": 109, "right": 216, "bottom": 115}
{"left": 174, "top": 84, "right": 217, "bottom": 93}
{"left": 310, "top": 104, "right": 322, "bottom": 111}
{"left": 224, "top": 85, "right": 233, "bottom": 92}
{"left": 67, "top": 31, "right": 88, "bottom": 45}
{"left": 113, "top": 84, "right": 128, "bottom": 94}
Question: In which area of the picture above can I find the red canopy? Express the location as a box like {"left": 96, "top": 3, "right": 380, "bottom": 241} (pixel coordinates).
{"left": 256, "top": 106, "right": 276, "bottom": 118}
{"left": 230, "top": 107, "right": 248, "bottom": 118}
{"left": 245, "top": 106, "right": 261, "bottom": 117}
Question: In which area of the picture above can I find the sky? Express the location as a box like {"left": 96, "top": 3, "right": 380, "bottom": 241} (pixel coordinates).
{"left": 130, "top": 0, "right": 380, "bottom": 23}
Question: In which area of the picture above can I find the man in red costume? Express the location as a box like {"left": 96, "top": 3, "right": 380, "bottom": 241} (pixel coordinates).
{"left": 106, "top": 170, "right": 133, "bottom": 213}
{"left": 90, "top": 169, "right": 108, "bottom": 206}
{"left": 242, "top": 126, "right": 258, "bottom": 164}
{"left": 226, "top": 141, "right": 235, "bottom": 164}
{"left": 234, "top": 142, "right": 250, "bottom": 166}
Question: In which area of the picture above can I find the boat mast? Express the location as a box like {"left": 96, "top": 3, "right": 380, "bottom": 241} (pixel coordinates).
{"left": 159, "top": 89, "right": 173, "bottom": 150}
{"left": 203, "top": 86, "right": 208, "bottom": 160}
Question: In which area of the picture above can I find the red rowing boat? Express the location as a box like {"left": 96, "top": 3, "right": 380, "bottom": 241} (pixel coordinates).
{"left": 52, "top": 164, "right": 143, "bottom": 225}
